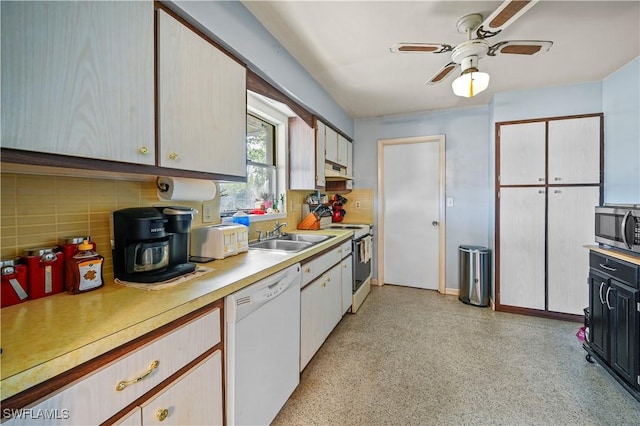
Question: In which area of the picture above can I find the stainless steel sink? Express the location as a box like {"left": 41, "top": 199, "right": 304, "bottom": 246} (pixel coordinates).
{"left": 249, "top": 239, "right": 313, "bottom": 252}
{"left": 277, "top": 234, "right": 334, "bottom": 243}
{"left": 249, "top": 234, "right": 334, "bottom": 252}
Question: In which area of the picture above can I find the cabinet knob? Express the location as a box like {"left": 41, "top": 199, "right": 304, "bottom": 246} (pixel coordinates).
{"left": 321, "top": 281, "right": 326, "bottom": 288}
{"left": 554, "top": 177, "right": 562, "bottom": 181}
{"left": 138, "top": 146, "right": 150, "bottom": 155}
{"left": 115, "top": 360, "right": 160, "bottom": 391}
{"left": 304, "top": 266, "right": 311, "bottom": 274}
{"left": 157, "top": 408, "right": 169, "bottom": 422}
{"left": 538, "top": 177, "right": 545, "bottom": 182}
{"left": 168, "top": 152, "right": 179, "bottom": 161}
{"left": 554, "top": 190, "right": 562, "bottom": 194}
{"left": 538, "top": 190, "right": 545, "bottom": 194}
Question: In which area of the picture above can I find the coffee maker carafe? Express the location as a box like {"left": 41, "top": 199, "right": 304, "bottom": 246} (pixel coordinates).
{"left": 112, "top": 206, "right": 197, "bottom": 283}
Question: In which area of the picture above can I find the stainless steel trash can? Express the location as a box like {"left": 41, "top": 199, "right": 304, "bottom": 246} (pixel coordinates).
{"left": 459, "top": 245, "right": 491, "bottom": 307}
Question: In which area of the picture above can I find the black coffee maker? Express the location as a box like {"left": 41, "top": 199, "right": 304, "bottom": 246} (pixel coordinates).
{"left": 112, "top": 206, "right": 197, "bottom": 283}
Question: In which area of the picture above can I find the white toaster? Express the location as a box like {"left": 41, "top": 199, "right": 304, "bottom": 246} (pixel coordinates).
{"left": 190, "top": 224, "right": 248, "bottom": 260}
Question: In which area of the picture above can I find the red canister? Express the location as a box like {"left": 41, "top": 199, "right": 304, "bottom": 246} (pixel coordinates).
{"left": 22, "top": 247, "right": 64, "bottom": 299}
{"left": 1, "top": 259, "right": 29, "bottom": 308}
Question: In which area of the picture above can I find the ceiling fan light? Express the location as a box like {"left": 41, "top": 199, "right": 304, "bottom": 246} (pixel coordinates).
{"left": 451, "top": 70, "right": 490, "bottom": 98}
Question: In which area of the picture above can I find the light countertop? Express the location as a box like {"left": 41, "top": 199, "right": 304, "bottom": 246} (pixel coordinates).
{"left": 0, "top": 230, "right": 352, "bottom": 400}
{"left": 584, "top": 245, "right": 640, "bottom": 266}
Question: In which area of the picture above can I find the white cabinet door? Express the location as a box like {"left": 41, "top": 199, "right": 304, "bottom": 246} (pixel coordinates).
{"left": 548, "top": 116, "right": 601, "bottom": 184}
{"left": 324, "top": 264, "right": 343, "bottom": 333}
{"left": 499, "top": 122, "right": 546, "bottom": 185}
{"left": 1, "top": 1, "right": 155, "bottom": 164}
{"left": 158, "top": 10, "right": 246, "bottom": 176}
{"left": 341, "top": 256, "right": 353, "bottom": 314}
{"left": 300, "top": 264, "right": 343, "bottom": 371}
{"left": 140, "top": 351, "right": 222, "bottom": 426}
{"left": 300, "top": 278, "right": 324, "bottom": 371}
{"left": 499, "top": 187, "right": 547, "bottom": 310}
{"left": 316, "top": 121, "right": 326, "bottom": 187}
{"left": 324, "top": 125, "right": 339, "bottom": 164}
{"left": 548, "top": 186, "right": 600, "bottom": 314}
{"left": 337, "top": 134, "right": 349, "bottom": 166}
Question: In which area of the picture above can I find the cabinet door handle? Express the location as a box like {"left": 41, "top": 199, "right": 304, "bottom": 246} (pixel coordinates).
{"left": 554, "top": 177, "right": 562, "bottom": 181}
{"left": 598, "top": 282, "right": 606, "bottom": 305}
{"left": 553, "top": 190, "right": 561, "bottom": 194}
{"left": 304, "top": 266, "right": 311, "bottom": 274}
{"left": 605, "top": 287, "right": 613, "bottom": 311}
{"left": 538, "top": 177, "right": 545, "bottom": 182}
{"left": 138, "top": 146, "right": 150, "bottom": 155}
{"left": 538, "top": 190, "right": 545, "bottom": 194}
{"left": 599, "top": 263, "right": 617, "bottom": 272}
{"left": 116, "top": 360, "right": 160, "bottom": 391}
{"left": 157, "top": 408, "right": 169, "bottom": 422}
{"left": 168, "top": 152, "right": 179, "bottom": 160}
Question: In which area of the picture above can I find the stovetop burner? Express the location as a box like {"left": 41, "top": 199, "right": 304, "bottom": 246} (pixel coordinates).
{"left": 323, "top": 223, "right": 372, "bottom": 239}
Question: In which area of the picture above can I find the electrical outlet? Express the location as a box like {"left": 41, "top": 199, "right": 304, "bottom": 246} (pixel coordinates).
{"left": 202, "top": 203, "right": 215, "bottom": 223}
{"left": 447, "top": 197, "right": 454, "bottom": 207}
{"left": 355, "top": 201, "right": 361, "bottom": 209}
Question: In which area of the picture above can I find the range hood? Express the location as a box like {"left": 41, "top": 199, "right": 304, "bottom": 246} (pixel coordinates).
{"left": 325, "top": 163, "right": 353, "bottom": 181}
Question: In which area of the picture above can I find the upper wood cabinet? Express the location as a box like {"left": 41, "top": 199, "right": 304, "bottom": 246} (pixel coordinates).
{"left": 157, "top": 9, "right": 247, "bottom": 177}
{"left": 289, "top": 117, "right": 325, "bottom": 190}
{"left": 498, "top": 115, "right": 602, "bottom": 186}
{"left": 548, "top": 116, "right": 601, "bottom": 184}
{"left": 498, "top": 121, "right": 546, "bottom": 185}
{"left": 325, "top": 128, "right": 350, "bottom": 167}
{"left": 324, "top": 125, "right": 339, "bottom": 164}
{"left": 1, "top": 1, "right": 155, "bottom": 164}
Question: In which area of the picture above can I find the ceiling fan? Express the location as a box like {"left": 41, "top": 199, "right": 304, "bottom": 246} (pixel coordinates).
{"left": 390, "top": 0, "right": 553, "bottom": 98}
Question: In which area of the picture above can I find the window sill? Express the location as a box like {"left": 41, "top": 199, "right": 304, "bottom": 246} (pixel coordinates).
{"left": 248, "top": 212, "right": 287, "bottom": 223}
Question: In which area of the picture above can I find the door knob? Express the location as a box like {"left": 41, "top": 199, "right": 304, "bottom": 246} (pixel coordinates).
{"left": 432, "top": 221, "right": 439, "bottom": 226}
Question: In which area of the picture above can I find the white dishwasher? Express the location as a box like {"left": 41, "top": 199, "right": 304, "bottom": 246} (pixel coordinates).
{"left": 225, "top": 263, "right": 301, "bottom": 426}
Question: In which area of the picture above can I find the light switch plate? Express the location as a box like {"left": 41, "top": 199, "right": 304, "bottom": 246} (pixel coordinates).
{"left": 447, "top": 197, "right": 454, "bottom": 207}
{"left": 203, "top": 203, "right": 215, "bottom": 223}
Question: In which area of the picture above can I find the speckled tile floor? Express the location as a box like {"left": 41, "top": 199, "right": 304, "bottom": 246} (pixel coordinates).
{"left": 273, "top": 285, "right": 640, "bottom": 425}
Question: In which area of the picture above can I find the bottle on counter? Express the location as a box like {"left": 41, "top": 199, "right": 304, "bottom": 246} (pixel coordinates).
{"left": 66, "top": 240, "right": 104, "bottom": 294}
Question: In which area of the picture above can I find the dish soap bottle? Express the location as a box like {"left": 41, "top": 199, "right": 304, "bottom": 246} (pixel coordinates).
{"left": 67, "top": 239, "right": 104, "bottom": 294}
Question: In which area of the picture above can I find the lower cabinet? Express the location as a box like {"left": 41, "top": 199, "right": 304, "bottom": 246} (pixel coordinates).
{"left": 587, "top": 251, "right": 640, "bottom": 397}
{"left": 300, "top": 241, "right": 352, "bottom": 371}
{"left": 3, "top": 302, "right": 223, "bottom": 426}
{"left": 117, "top": 351, "right": 223, "bottom": 425}
{"left": 300, "top": 264, "right": 342, "bottom": 370}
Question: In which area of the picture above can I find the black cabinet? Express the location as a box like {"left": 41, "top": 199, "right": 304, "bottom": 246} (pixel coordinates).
{"left": 586, "top": 251, "right": 640, "bottom": 400}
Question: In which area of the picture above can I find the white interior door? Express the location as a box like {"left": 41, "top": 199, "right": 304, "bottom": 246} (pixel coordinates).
{"left": 379, "top": 136, "right": 444, "bottom": 290}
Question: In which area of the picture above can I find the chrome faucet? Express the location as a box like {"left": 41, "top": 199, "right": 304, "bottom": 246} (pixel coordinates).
{"left": 257, "top": 222, "right": 288, "bottom": 241}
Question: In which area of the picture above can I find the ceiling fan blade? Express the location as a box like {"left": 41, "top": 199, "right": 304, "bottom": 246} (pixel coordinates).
{"left": 488, "top": 40, "right": 552, "bottom": 56}
{"left": 425, "top": 62, "right": 459, "bottom": 85}
{"left": 475, "top": 0, "right": 540, "bottom": 39}
{"left": 390, "top": 43, "right": 453, "bottom": 54}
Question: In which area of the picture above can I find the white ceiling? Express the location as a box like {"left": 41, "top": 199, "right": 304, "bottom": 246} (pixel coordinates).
{"left": 242, "top": 1, "right": 640, "bottom": 119}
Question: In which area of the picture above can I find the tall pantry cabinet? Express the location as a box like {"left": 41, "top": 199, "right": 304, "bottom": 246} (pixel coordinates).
{"left": 496, "top": 114, "right": 603, "bottom": 317}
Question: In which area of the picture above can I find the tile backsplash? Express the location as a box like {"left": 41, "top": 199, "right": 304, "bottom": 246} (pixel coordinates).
{"left": 1, "top": 173, "right": 205, "bottom": 280}
{"left": 1, "top": 172, "right": 374, "bottom": 281}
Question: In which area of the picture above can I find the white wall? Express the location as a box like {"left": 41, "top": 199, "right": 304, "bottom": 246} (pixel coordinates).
{"left": 602, "top": 57, "right": 640, "bottom": 203}
{"left": 355, "top": 107, "right": 490, "bottom": 291}
{"left": 168, "top": 0, "right": 354, "bottom": 137}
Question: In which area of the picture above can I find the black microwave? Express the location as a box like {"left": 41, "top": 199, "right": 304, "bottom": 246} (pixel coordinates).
{"left": 595, "top": 205, "right": 640, "bottom": 254}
